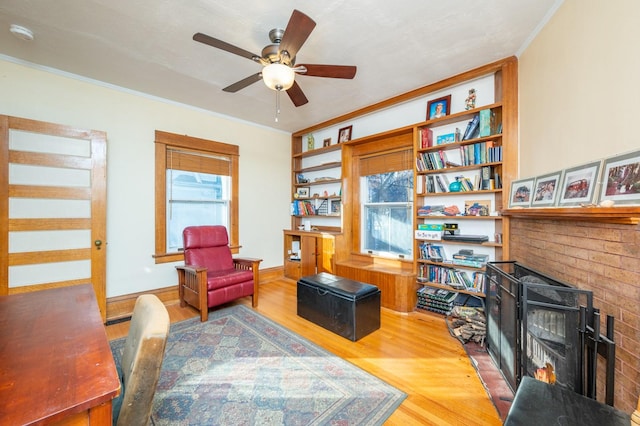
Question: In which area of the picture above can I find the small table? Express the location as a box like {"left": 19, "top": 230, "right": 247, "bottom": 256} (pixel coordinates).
{"left": 0, "top": 284, "right": 121, "bottom": 425}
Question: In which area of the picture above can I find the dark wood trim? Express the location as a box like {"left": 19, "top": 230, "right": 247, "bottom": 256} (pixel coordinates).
{"left": 502, "top": 207, "right": 640, "bottom": 225}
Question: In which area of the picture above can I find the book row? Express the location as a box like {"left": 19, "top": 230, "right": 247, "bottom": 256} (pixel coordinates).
{"left": 416, "top": 169, "right": 502, "bottom": 194}
{"left": 290, "top": 200, "right": 316, "bottom": 216}
{"left": 415, "top": 142, "right": 502, "bottom": 172}
{"left": 417, "top": 263, "right": 487, "bottom": 293}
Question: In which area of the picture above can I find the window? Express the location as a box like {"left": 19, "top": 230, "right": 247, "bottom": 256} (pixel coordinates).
{"left": 359, "top": 149, "right": 413, "bottom": 259}
{"left": 154, "top": 131, "right": 239, "bottom": 263}
{"left": 361, "top": 171, "right": 413, "bottom": 258}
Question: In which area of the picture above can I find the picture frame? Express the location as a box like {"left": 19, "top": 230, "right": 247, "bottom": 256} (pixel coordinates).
{"left": 426, "top": 95, "right": 451, "bottom": 120}
{"left": 599, "top": 149, "right": 640, "bottom": 205}
{"left": 296, "top": 187, "right": 310, "bottom": 198}
{"left": 323, "top": 138, "right": 331, "bottom": 147}
{"left": 508, "top": 178, "right": 534, "bottom": 208}
{"left": 531, "top": 171, "right": 563, "bottom": 207}
{"left": 338, "top": 125, "right": 352, "bottom": 143}
{"left": 464, "top": 199, "right": 491, "bottom": 216}
{"left": 557, "top": 160, "right": 602, "bottom": 206}
{"left": 306, "top": 134, "right": 314, "bottom": 150}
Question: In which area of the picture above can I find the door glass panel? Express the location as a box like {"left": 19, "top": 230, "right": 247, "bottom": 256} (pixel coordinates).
{"left": 9, "top": 261, "right": 91, "bottom": 287}
{"left": 9, "top": 230, "right": 90, "bottom": 252}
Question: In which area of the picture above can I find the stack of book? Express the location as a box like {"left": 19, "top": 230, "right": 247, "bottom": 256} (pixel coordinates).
{"left": 416, "top": 286, "right": 458, "bottom": 315}
{"left": 452, "top": 250, "right": 489, "bottom": 268}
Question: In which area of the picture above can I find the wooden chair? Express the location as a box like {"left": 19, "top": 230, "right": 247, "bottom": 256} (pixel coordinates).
{"left": 176, "top": 225, "right": 262, "bottom": 322}
{"left": 632, "top": 396, "right": 640, "bottom": 426}
{"left": 112, "top": 294, "right": 170, "bottom": 426}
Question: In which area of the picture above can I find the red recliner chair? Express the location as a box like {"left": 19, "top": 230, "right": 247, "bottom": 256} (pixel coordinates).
{"left": 176, "top": 225, "right": 262, "bottom": 321}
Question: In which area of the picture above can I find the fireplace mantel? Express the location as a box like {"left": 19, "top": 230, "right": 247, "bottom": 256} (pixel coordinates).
{"left": 502, "top": 207, "right": 640, "bottom": 225}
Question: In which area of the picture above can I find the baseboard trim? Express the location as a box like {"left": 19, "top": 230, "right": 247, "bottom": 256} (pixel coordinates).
{"left": 106, "top": 265, "right": 284, "bottom": 322}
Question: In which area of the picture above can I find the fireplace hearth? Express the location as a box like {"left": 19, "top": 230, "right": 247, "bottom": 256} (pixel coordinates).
{"left": 485, "top": 261, "right": 617, "bottom": 403}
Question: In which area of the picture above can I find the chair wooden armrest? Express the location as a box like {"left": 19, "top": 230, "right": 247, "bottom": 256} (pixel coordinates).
{"left": 233, "top": 257, "right": 262, "bottom": 308}
{"left": 176, "top": 265, "right": 208, "bottom": 321}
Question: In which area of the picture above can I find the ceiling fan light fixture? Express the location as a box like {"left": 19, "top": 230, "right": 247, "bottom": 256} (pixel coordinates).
{"left": 262, "top": 63, "right": 294, "bottom": 91}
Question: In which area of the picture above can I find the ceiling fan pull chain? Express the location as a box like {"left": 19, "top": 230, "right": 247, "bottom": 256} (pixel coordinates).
{"left": 274, "top": 89, "right": 280, "bottom": 122}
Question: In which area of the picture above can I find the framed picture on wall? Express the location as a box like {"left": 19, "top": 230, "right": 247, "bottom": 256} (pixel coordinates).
{"left": 531, "top": 171, "right": 563, "bottom": 207}
{"left": 508, "top": 178, "right": 534, "bottom": 208}
{"left": 598, "top": 150, "right": 640, "bottom": 205}
{"left": 426, "top": 95, "right": 451, "bottom": 120}
{"left": 557, "top": 161, "right": 602, "bottom": 206}
{"left": 338, "top": 126, "right": 352, "bottom": 143}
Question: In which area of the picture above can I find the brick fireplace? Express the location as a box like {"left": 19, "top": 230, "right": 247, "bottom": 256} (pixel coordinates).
{"left": 508, "top": 216, "right": 640, "bottom": 413}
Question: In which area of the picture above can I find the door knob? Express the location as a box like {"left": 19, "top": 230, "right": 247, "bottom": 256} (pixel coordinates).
{"left": 94, "top": 240, "right": 103, "bottom": 250}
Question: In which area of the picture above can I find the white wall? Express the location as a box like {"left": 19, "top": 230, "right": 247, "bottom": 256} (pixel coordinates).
{"left": 1, "top": 58, "right": 291, "bottom": 297}
{"left": 518, "top": 0, "right": 640, "bottom": 178}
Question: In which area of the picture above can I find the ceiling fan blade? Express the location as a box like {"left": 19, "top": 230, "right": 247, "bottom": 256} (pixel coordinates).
{"left": 286, "top": 81, "right": 309, "bottom": 107}
{"left": 193, "top": 32, "right": 260, "bottom": 62}
{"left": 278, "top": 10, "right": 316, "bottom": 60}
{"left": 297, "top": 64, "right": 357, "bottom": 79}
{"left": 222, "top": 73, "right": 263, "bottom": 93}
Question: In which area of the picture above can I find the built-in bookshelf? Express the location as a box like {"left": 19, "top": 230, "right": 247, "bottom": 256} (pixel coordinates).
{"left": 291, "top": 141, "right": 342, "bottom": 232}
{"left": 289, "top": 57, "right": 518, "bottom": 313}
{"left": 413, "top": 71, "right": 515, "bottom": 310}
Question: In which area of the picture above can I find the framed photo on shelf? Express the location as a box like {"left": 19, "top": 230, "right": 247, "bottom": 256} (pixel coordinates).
{"left": 508, "top": 178, "right": 534, "bottom": 208}
{"left": 426, "top": 95, "right": 451, "bottom": 120}
{"left": 295, "top": 187, "right": 310, "bottom": 198}
{"left": 598, "top": 149, "right": 640, "bottom": 205}
{"left": 557, "top": 160, "right": 602, "bottom": 206}
{"left": 323, "top": 138, "right": 331, "bottom": 147}
{"left": 338, "top": 125, "right": 352, "bottom": 143}
{"left": 531, "top": 171, "right": 563, "bottom": 207}
{"left": 464, "top": 199, "right": 491, "bottom": 216}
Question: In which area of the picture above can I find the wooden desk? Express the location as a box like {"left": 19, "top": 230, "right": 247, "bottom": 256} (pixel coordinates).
{"left": 0, "top": 284, "right": 120, "bottom": 425}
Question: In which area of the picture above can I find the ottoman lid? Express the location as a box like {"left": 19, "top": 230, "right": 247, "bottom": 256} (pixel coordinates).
{"left": 299, "top": 273, "right": 379, "bottom": 299}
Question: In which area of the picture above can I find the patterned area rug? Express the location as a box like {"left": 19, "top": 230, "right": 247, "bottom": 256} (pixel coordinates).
{"left": 110, "top": 305, "right": 406, "bottom": 425}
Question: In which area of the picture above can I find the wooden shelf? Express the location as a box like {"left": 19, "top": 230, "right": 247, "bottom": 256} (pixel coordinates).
{"left": 294, "top": 178, "right": 341, "bottom": 187}
{"left": 296, "top": 195, "right": 341, "bottom": 200}
{"left": 502, "top": 207, "right": 640, "bottom": 225}
{"left": 418, "top": 161, "right": 502, "bottom": 175}
{"left": 417, "top": 134, "right": 502, "bottom": 154}
{"left": 417, "top": 215, "right": 502, "bottom": 220}
{"left": 417, "top": 102, "right": 502, "bottom": 129}
{"left": 294, "top": 161, "right": 341, "bottom": 173}
{"left": 420, "top": 189, "right": 502, "bottom": 197}
{"left": 417, "top": 281, "right": 486, "bottom": 298}
{"left": 294, "top": 143, "right": 341, "bottom": 158}
{"left": 417, "top": 258, "right": 486, "bottom": 271}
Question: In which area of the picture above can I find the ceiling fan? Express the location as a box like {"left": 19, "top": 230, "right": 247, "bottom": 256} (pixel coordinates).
{"left": 193, "top": 9, "right": 357, "bottom": 107}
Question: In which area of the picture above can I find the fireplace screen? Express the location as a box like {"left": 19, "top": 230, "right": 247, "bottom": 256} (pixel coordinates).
{"left": 486, "top": 262, "right": 593, "bottom": 393}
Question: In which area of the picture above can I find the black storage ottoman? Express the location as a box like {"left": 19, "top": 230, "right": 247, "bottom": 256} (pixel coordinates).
{"left": 297, "top": 272, "right": 381, "bottom": 341}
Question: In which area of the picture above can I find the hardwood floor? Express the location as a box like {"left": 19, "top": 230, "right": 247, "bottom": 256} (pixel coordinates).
{"left": 106, "top": 278, "right": 502, "bottom": 425}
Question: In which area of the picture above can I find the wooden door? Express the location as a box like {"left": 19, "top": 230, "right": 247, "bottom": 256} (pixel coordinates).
{"left": 300, "top": 235, "right": 317, "bottom": 277}
{"left": 0, "top": 116, "right": 108, "bottom": 321}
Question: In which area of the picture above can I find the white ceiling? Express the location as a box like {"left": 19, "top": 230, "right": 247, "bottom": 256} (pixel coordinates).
{"left": 0, "top": 0, "right": 560, "bottom": 133}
